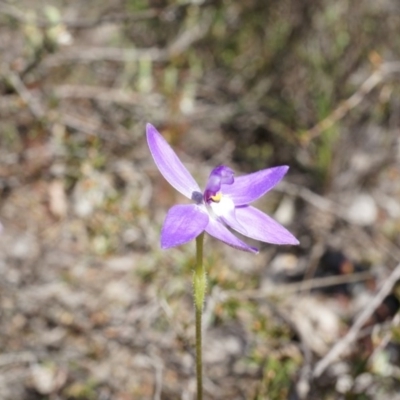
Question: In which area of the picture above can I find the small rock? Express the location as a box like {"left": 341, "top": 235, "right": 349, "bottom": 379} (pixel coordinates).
{"left": 31, "top": 364, "right": 67, "bottom": 395}
{"left": 105, "top": 255, "right": 136, "bottom": 272}
{"left": 204, "top": 334, "right": 242, "bottom": 363}
{"left": 269, "top": 253, "right": 299, "bottom": 274}
{"left": 345, "top": 193, "right": 377, "bottom": 226}
{"left": 262, "top": 253, "right": 302, "bottom": 287}
{"left": 72, "top": 166, "right": 115, "bottom": 218}
{"left": 274, "top": 196, "right": 295, "bottom": 225}
{"left": 353, "top": 372, "right": 373, "bottom": 393}
{"left": 10, "top": 234, "right": 39, "bottom": 260}
{"left": 104, "top": 281, "right": 136, "bottom": 306}
{"left": 336, "top": 374, "right": 353, "bottom": 393}
{"left": 48, "top": 180, "right": 68, "bottom": 218}
{"left": 290, "top": 296, "right": 340, "bottom": 356}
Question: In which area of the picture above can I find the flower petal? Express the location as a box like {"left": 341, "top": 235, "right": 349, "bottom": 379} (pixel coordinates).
{"left": 204, "top": 165, "right": 234, "bottom": 201}
{"left": 222, "top": 166, "right": 289, "bottom": 206}
{"left": 146, "top": 123, "right": 201, "bottom": 199}
{"left": 161, "top": 204, "right": 209, "bottom": 249}
{"left": 205, "top": 217, "right": 258, "bottom": 253}
{"left": 234, "top": 206, "right": 299, "bottom": 245}
{"left": 210, "top": 196, "right": 247, "bottom": 234}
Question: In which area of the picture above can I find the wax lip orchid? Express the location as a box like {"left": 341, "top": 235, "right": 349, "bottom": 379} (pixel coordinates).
{"left": 146, "top": 123, "right": 299, "bottom": 253}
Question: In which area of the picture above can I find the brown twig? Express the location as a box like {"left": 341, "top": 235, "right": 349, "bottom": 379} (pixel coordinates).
{"left": 368, "top": 313, "right": 400, "bottom": 367}
{"left": 276, "top": 181, "right": 400, "bottom": 261}
{"left": 43, "top": 12, "right": 212, "bottom": 67}
{"left": 0, "top": 2, "right": 215, "bottom": 30}
{"left": 276, "top": 181, "right": 345, "bottom": 218}
{"left": 44, "top": 46, "right": 168, "bottom": 66}
{"left": 53, "top": 84, "right": 161, "bottom": 107}
{"left": 2, "top": 68, "right": 45, "bottom": 119}
{"left": 303, "top": 61, "right": 400, "bottom": 144}
{"left": 0, "top": 3, "right": 159, "bottom": 28}
{"left": 2, "top": 66, "right": 132, "bottom": 144}
{"left": 312, "top": 261, "right": 400, "bottom": 378}
{"left": 222, "top": 271, "right": 374, "bottom": 300}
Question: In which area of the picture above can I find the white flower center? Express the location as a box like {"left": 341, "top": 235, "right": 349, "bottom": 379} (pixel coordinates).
{"left": 209, "top": 195, "right": 235, "bottom": 218}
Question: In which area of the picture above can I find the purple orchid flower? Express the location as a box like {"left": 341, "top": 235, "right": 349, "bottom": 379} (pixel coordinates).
{"left": 146, "top": 123, "right": 299, "bottom": 253}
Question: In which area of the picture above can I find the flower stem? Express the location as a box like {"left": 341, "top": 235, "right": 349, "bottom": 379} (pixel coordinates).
{"left": 193, "top": 232, "right": 206, "bottom": 400}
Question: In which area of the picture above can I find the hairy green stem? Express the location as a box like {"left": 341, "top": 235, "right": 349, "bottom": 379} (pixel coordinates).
{"left": 193, "top": 232, "right": 206, "bottom": 400}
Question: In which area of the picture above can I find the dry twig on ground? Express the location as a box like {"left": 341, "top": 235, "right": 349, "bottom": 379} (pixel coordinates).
{"left": 303, "top": 61, "right": 400, "bottom": 144}
{"left": 313, "top": 261, "right": 400, "bottom": 378}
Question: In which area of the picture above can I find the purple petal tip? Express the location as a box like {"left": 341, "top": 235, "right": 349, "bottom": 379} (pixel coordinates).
{"left": 146, "top": 123, "right": 201, "bottom": 199}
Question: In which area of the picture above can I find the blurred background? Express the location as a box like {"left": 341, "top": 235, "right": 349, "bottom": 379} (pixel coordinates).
{"left": 0, "top": 0, "right": 400, "bottom": 399}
